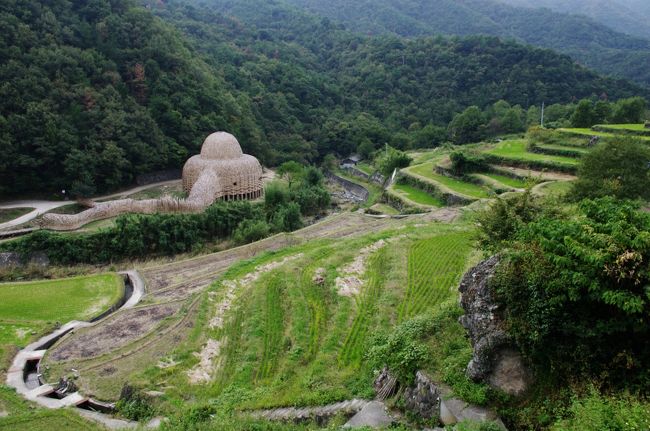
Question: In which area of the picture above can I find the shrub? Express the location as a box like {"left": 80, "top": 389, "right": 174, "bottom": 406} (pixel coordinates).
{"left": 270, "top": 202, "right": 303, "bottom": 232}
{"left": 264, "top": 181, "right": 290, "bottom": 211}
{"left": 376, "top": 146, "right": 412, "bottom": 177}
{"left": 233, "top": 219, "right": 271, "bottom": 245}
{"left": 449, "top": 151, "right": 488, "bottom": 176}
{"left": 550, "top": 388, "right": 650, "bottom": 431}
{"left": 571, "top": 138, "right": 650, "bottom": 201}
{"left": 367, "top": 314, "right": 435, "bottom": 386}
{"left": 115, "top": 385, "right": 155, "bottom": 422}
{"left": 491, "top": 198, "right": 650, "bottom": 386}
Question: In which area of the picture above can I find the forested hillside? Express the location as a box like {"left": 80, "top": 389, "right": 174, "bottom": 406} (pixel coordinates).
{"left": 0, "top": 0, "right": 645, "bottom": 197}
{"left": 282, "top": 0, "right": 650, "bottom": 87}
{"left": 500, "top": 0, "right": 650, "bottom": 40}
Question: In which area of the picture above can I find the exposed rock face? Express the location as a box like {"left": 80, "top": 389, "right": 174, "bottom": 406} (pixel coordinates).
{"left": 0, "top": 251, "right": 49, "bottom": 269}
{"left": 403, "top": 371, "right": 440, "bottom": 422}
{"left": 0, "top": 252, "right": 22, "bottom": 268}
{"left": 458, "top": 256, "right": 532, "bottom": 397}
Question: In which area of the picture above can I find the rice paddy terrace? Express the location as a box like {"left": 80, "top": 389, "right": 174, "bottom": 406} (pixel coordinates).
{"left": 0, "top": 124, "right": 645, "bottom": 429}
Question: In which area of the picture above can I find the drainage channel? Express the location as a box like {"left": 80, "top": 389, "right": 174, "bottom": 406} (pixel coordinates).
{"left": 5, "top": 270, "right": 149, "bottom": 428}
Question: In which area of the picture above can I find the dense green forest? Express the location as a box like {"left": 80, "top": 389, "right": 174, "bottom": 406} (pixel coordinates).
{"left": 0, "top": 0, "right": 646, "bottom": 197}
{"left": 281, "top": 0, "right": 650, "bottom": 87}
{"left": 500, "top": 0, "right": 650, "bottom": 40}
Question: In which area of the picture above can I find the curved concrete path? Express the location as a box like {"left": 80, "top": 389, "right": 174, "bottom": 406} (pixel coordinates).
{"left": 0, "top": 180, "right": 181, "bottom": 231}
{"left": 5, "top": 271, "right": 147, "bottom": 428}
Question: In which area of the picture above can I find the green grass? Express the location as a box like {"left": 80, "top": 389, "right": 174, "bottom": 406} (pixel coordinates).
{"left": 339, "top": 248, "right": 388, "bottom": 366}
{"left": 256, "top": 273, "right": 286, "bottom": 380}
{"left": 0, "top": 208, "right": 33, "bottom": 224}
{"left": 558, "top": 128, "right": 650, "bottom": 141}
{"left": 485, "top": 140, "right": 579, "bottom": 166}
{"left": 398, "top": 231, "right": 474, "bottom": 322}
{"left": 536, "top": 143, "right": 589, "bottom": 154}
{"left": 392, "top": 183, "right": 444, "bottom": 207}
{"left": 0, "top": 273, "right": 123, "bottom": 323}
{"left": 408, "top": 165, "right": 491, "bottom": 199}
{"left": 535, "top": 180, "right": 573, "bottom": 198}
{"left": 482, "top": 173, "right": 528, "bottom": 189}
{"left": 356, "top": 162, "right": 375, "bottom": 175}
{"left": 594, "top": 123, "right": 646, "bottom": 131}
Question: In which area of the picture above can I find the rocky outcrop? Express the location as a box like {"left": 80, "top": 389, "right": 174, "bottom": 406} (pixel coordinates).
{"left": 458, "top": 256, "right": 532, "bottom": 397}
{"left": 403, "top": 371, "right": 440, "bottom": 422}
{"left": 402, "top": 371, "right": 506, "bottom": 428}
{"left": 0, "top": 251, "right": 49, "bottom": 269}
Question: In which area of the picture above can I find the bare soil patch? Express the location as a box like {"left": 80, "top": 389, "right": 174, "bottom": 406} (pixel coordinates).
{"left": 336, "top": 240, "right": 386, "bottom": 297}
{"left": 48, "top": 302, "right": 181, "bottom": 361}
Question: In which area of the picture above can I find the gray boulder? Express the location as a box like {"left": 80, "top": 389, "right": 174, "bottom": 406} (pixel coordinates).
{"left": 458, "top": 256, "right": 532, "bottom": 397}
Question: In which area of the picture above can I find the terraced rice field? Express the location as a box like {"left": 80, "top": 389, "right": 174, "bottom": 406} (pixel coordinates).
{"left": 481, "top": 173, "right": 528, "bottom": 188}
{"left": 398, "top": 231, "right": 474, "bottom": 322}
{"left": 392, "top": 183, "right": 444, "bottom": 207}
{"left": 536, "top": 143, "right": 589, "bottom": 154}
{"left": 339, "top": 247, "right": 388, "bottom": 366}
{"left": 485, "top": 140, "right": 579, "bottom": 166}
{"left": 558, "top": 128, "right": 650, "bottom": 141}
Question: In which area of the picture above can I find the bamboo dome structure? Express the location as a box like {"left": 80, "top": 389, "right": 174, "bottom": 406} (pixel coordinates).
{"left": 182, "top": 132, "right": 264, "bottom": 203}
{"left": 42, "top": 132, "right": 264, "bottom": 231}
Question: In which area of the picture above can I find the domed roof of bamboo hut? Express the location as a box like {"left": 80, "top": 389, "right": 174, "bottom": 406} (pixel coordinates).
{"left": 200, "top": 132, "right": 244, "bottom": 160}
{"left": 182, "top": 132, "right": 264, "bottom": 201}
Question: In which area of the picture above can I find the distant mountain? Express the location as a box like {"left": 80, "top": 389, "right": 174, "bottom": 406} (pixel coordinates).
{"left": 281, "top": 0, "right": 650, "bottom": 87}
{"left": 498, "top": 0, "right": 650, "bottom": 40}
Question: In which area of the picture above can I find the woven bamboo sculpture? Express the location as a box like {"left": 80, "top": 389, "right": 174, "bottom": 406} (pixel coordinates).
{"left": 42, "top": 132, "right": 264, "bottom": 231}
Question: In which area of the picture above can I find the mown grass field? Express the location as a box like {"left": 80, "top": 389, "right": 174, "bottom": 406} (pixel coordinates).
{"left": 0, "top": 208, "right": 33, "bottom": 224}
{"left": 392, "top": 183, "right": 444, "bottom": 207}
{"left": 0, "top": 273, "right": 123, "bottom": 378}
{"left": 485, "top": 140, "right": 579, "bottom": 166}
{"left": 0, "top": 273, "right": 123, "bottom": 323}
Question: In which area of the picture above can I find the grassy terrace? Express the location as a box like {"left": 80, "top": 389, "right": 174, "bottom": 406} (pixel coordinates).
{"left": 536, "top": 143, "right": 589, "bottom": 154}
{"left": 0, "top": 273, "right": 123, "bottom": 374}
{"left": 558, "top": 128, "right": 650, "bottom": 141}
{"left": 356, "top": 162, "right": 375, "bottom": 175}
{"left": 407, "top": 163, "right": 491, "bottom": 199}
{"left": 484, "top": 139, "right": 579, "bottom": 166}
{"left": 594, "top": 123, "right": 647, "bottom": 131}
{"left": 392, "top": 183, "right": 444, "bottom": 207}
{"left": 479, "top": 173, "right": 528, "bottom": 189}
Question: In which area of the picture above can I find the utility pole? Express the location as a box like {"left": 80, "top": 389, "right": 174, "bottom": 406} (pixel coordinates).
{"left": 541, "top": 102, "right": 545, "bottom": 128}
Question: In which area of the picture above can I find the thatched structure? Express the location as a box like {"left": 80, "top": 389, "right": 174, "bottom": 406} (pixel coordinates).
{"left": 42, "top": 132, "right": 264, "bottom": 231}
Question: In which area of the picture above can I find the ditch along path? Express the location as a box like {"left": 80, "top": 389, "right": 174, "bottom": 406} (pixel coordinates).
{"left": 6, "top": 209, "right": 460, "bottom": 428}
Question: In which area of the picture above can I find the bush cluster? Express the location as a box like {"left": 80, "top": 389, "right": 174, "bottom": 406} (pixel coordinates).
{"left": 487, "top": 198, "right": 650, "bottom": 387}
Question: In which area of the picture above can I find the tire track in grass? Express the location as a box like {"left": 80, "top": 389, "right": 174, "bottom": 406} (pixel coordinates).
{"left": 338, "top": 247, "right": 388, "bottom": 366}
{"left": 256, "top": 273, "right": 286, "bottom": 381}
{"left": 398, "top": 232, "right": 474, "bottom": 322}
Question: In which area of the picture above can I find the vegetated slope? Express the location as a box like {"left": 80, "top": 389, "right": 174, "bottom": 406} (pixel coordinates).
{"left": 499, "top": 0, "right": 650, "bottom": 40}
{"left": 1, "top": 0, "right": 646, "bottom": 197}
{"left": 282, "top": 0, "right": 650, "bottom": 87}
{"left": 156, "top": 1, "right": 644, "bottom": 147}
